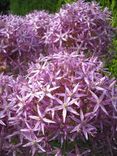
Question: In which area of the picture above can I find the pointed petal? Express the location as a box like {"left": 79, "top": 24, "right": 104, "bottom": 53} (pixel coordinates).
{"left": 37, "top": 144, "right": 45, "bottom": 152}
{"left": 80, "top": 109, "right": 84, "bottom": 121}
{"left": 63, "top": 108, "right": 67, "bottom": 123}
{"left": 20, "top": 128, "right": 29, "bottom": 132}
{"left": 95, "top": 86, "right": 106, "bottom": 91}
{"left": 71, "top": 125, "right": 81, "bottom": 133}
{"left": 65, "top": 86, "right": 71, "bottom": 95}
{"left": 93, "top": 104, "right": 100, "bottom": 113}
{"left": 29, "top": 115, "right": 40, "bottom": 121}
{"left": 82, "top": 63, "right": 86, "bottom": 74}
{"left": 68, "top": 107, "right": 79, "bottom": 116}
{"left": 69, "top": 98, "right": 78, "bottom": 106}
{"left": 109, "top": 80, "right": 116, "bottom": 88}
{"left": 100, "top": 105, "right": 108, "bottom": 115}
{"left": 41, "top": 123, "right": 45, "bottom": 135}
{"left": 83, "top": 128, "right": 88, "bottom": 140}
{"left": 84, "top": 77, "right": 89, "bottom": 85}
{"left": 55, "top": 98, "right": 63, "bottom": 105}
{"left": 37, "top": 105, "right": 42, "bottom": 117}
{"left": 49, "top": 86, "right": 59, "bottom": 92}
{"left": 73, "top": 83, "right": 79, "bottom": 93}
{"left": 0, "top": 120, "right": 6, "bottom": 126}
{"left": 43, "top": 117, "right": 55, "bottom": 124}
{"left": 23, "top": 142, "right": 33, "bottom": 147}
{"left": 89, "top": 90, "right": 99, "bottom": 104}
{"left": 54, "top": 105, "right": 63, "bottom": 111}
{"left": 47, "top": 93, "right": 55, "bottom": 99}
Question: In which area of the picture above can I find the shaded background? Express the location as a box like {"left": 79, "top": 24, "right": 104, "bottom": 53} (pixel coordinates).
{"left": 0, "top": 0, "right": 10, "bottom": 14}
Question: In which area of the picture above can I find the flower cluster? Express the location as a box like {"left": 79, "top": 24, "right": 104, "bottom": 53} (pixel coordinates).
{"left": 0, "top": 52, "right": 116, "bottom": 155}
{"left": 0, "top": 0, "right": 113, "bottom": 74}
{"left": 0, "top": 11, "right": 51, "bottom": 74}
{"left": 44, "top": 0, "right": 112, "bottom": 55}
{"left": 0, "top": 1, "right": 117, "bottom": 156}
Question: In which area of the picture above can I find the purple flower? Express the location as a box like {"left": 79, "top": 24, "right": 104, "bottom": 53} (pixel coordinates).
{"left": 0, "top": 1, "right": 116, "bottom": 155}
{"left": 44, "top": 0, "right": 112, "bottom": 55}
{"left": 4, "top": 51, "right": 115, "bottom": 155}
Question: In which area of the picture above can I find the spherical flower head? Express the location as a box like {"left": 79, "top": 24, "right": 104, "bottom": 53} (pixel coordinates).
{"left": 25, "top": 10, "right": 52, "bottom": 37}
{"left": 0, "top": 12, "right": 51, "bottom": 75}
{"left": 11, "top": 51, "right": 117, "bottom": 155}
{"left": 44, "top": 0, "right": 112, "bottom": 55}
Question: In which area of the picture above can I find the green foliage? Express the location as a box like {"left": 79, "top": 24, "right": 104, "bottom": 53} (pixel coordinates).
{"left": 10, "top": 0, "right": 57, "bottom": 15}
{"left": 96, "top": 0, "right": 110, "bottom": 9}
{"left": 111, "top": 0, "right": 117, "bottom": 27}
{"left": 107, "top": 40, "right": 117, "bottom": 78}
{"left": 96, "top": 0, "right": 117, "bottom": 27}
{"left": 10, "top": 0, "right": 76, "bottom": 15}
{"left": 108, "top": 58, "right": 117, "bottom": 78}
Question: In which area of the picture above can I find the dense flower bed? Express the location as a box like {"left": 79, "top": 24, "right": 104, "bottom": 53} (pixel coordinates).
{"left": 0, "top": 0, "right": 117, "bottom": 155}
{"left": 0, "top": 0, "right": 113, "bottom": 74}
